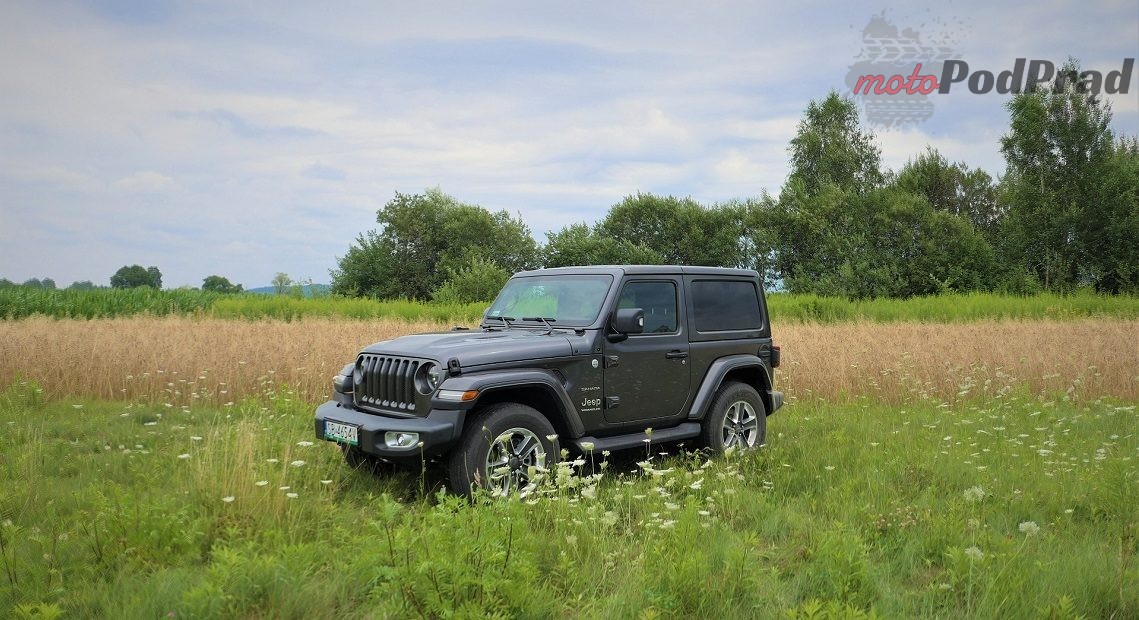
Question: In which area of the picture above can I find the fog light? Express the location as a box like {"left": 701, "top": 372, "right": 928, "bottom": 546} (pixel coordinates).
{"left": 384, "top": 432, "right": 419, "bottom": 448}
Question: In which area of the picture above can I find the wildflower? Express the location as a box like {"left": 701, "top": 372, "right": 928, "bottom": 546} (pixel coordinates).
{"left": 279, "top": 486, "right": 290, "bottom": 490}
{"left": 664, "top": 502, "right": 679, "bottom": 511}
{"left": 320, "top": 479, "right": 332, "bottom": 485}
{"left": 177, "top": 453, "right": 191, "bottom": 460}
{"left": 266, "top": 458, "right": 279, "bottom": 464}
{"left": 963, "top": 486, "right": 986, "bottom": 503}
{"left": 255, "top": 480, "right": 268, "bottom": 487}
{"left": 698, "top": 510, "right": 711, "bottom": 517}
{"left": 689, "top": 478, "right": 703, "bottom": 490}
{"left": 1018, "top": 521, "right": 1040, "bottom": 536}
{"left": 659, "top": 520, "right": 676, "bottom": 530}
{"left": 286, "top": 492, "right": 298, "bottom": 499}
{"left": 71, "top": 404, "right": 83, "bottom": 409}
{"left": 580, "top": 442, "right": 595, "bottom": 452}
{"left": 221, "top": 496, "right": 235, "bottom": 503}
{"left": 190, "top": 436, "right": 203, "bottom": 441}
{"left": 290, "top": 460, "right": 305, "bottom": 467}
{"left": 964, "top": 546, "right": 984, "bottom": 562}
{"left": 824, "top": 465, "right": 835, "bottom": 471}
{"left": 297, "top": 441, "right": 314, "bottom": 447}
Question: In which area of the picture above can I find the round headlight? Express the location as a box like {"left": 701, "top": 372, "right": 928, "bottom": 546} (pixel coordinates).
{"left": 416, "top": 362, "right": 444, "bottom": 394}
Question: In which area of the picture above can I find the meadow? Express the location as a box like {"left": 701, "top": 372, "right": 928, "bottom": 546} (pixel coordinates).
{"left": 0, "top": 302, "right": 1136, "bottom": 618}
{"left": 1, "top": 381, "right": 1135, "bottom": 618}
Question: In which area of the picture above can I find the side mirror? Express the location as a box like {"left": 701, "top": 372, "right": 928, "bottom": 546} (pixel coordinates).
{"left": 611, "top": 308, "right": 645, "bottom": 336}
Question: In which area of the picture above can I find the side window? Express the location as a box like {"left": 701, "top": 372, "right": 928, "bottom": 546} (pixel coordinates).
{"left": 617, "top": 281, "right": 678, "bottom": 334}
{"left": 692, "top": 280, "right": 762, "bottom": 332}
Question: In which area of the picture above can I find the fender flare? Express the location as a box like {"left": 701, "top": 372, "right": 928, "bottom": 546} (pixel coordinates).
{"left": 433, "top": 369, "right": 585, "bottom": 437}
{"left": 687, "top": 354, "right": 772, "bottom": 420}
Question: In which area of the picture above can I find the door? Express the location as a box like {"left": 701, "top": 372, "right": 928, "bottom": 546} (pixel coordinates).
{"left": 602, "top": 278, "right": 690, "bottom": 425}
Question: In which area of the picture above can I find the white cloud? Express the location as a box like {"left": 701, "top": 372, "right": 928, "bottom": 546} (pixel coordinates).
{"left": 112, "top": 171, "right": 178, "bottom": 193}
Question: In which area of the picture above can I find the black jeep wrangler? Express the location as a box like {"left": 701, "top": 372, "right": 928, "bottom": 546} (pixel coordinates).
{"left": 314, "top": 265, "right": 783, "bottom": 494}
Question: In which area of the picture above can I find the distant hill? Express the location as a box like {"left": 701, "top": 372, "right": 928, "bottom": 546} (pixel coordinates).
{"left": 247, "top": 283, "right": 332, "bottom": 297}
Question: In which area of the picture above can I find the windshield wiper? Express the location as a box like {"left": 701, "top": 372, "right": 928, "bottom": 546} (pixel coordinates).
{"left": 486, "top": 316, "right": 514, "bottom": 330}
{"left": 522, "top": 316, "right": 557, "bottom": 334}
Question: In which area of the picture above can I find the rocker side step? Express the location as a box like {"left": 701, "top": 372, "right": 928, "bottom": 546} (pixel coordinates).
{"left": 574, "top": 422, "right": 701, "bottom": 453}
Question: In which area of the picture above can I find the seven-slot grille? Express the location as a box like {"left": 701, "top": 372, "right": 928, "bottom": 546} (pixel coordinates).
{"left": 354, "top": 354, "right": 421, "bottom": 413}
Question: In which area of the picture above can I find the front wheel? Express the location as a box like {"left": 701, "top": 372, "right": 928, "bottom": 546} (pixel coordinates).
{"left": 700, "top": 382, "right": 766, "bottom": 453}
{"left": 448, "top": 402, "right": 559, "bottom": 497}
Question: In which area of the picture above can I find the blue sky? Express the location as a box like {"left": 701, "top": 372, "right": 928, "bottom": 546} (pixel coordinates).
{"left": 2, "top": 0, "right": 1136, "bottom": 288}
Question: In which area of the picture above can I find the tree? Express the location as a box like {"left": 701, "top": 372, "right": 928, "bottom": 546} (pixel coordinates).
{"left": 68, "top": 280, "right": 97, "bottom": 290}
{"left": 895, "top": 147, "right": 1001, "bottom": 237}
{"left": 111, "top": 265, "right": 160, "bottom": 289}
{"left": 787, "top": 91, "right": 884, "bottom": 197}
{"left": 771, "top": 182, "right": 996, "bottom": 298}
{"left": 146, "top": 267, "right": 162, "bottom": 290}
{"left": 595, "top": 193, "right": 746, "bottom": 266}
{"left": 271, "top": 272, "right": 292, "bottom": 295}
{"left": 202, "top": 275, "right": 244, "bottom": 294}
{"left": 1080, "top": 138, "right": 1139, "bottom": 292}
{"left": 542, "top": 222, "right": 665, "bottom": 268}
{"left": 331, "top": 188, "right": 538, "bottom": 299}
{"left": 998, "top": 59, "right": 1118, "bottom": 291}
{"left": 21, "top": 278, "right": 56, "bottom": 289}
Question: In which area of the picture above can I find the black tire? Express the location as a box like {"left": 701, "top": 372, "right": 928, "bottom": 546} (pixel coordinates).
{"left": 700, "top": 382, "right": 767, "bottom": 454}
{"left": 447, "top": 402, "right": 559, "bottom": 497}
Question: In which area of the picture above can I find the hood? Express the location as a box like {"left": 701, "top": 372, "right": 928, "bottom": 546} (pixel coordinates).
{"left": 361, "top": 329, "right": 576, "bottom": 368}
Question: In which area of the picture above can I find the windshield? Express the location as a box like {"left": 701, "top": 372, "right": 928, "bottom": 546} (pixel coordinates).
{"left": 485, "top": 274, "right": 614, "bottom": 327}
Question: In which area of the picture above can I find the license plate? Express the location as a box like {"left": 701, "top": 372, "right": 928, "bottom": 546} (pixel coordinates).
{"left": 324, "top": 420, "right": 359, "bottom": 446}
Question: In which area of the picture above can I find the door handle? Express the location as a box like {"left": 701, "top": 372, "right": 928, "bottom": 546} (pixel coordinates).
{"left": 665, "top": 350, "right": 689, "bottom": 360}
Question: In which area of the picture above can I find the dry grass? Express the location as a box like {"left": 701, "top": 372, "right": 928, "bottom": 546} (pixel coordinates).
{"left": 777, "top": 319, "right": 1139, "bottom": 404}
{"left": 1, "top": 317, "right": 1136, "bottom": 405}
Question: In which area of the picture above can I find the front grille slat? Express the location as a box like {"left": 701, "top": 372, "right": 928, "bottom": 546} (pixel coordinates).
{"left": 366, "top": 357, "right": 378, "bottom": 404}
{"left": 354, "top": 354, "right": 420, "bottom": 413}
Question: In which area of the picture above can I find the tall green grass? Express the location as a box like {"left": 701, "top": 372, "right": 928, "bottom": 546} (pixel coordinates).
{"left": 2, "top": 287, "right": 1137, "bottom": 323}
{"left": 0, "top": 287, "right": 220, "bottom": 319}
{"left": 210, "top": 295, "right": 485, "bottom": 323}
{"left": 1, "top": 381, "right": 1135, "bottom": 617}
{"left": 767, "top": 291, "right": 1139, "bottom": 323}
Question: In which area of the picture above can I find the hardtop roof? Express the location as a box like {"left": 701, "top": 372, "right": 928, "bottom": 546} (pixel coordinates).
{"left": 513, "top": 265, "right": 759, "bottom": 278}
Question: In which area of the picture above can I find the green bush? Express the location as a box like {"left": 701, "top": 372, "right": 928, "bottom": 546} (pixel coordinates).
{"left": 431, "top": 258, "right": 510, "bottom": 305}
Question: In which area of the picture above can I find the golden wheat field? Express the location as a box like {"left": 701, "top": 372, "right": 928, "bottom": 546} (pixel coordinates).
{"left": 2, "top": 316, "right": 1136, "bottom": 405}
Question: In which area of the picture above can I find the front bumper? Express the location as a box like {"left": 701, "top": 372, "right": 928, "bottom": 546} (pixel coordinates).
{"left": 314, "top": 400, "right": 466, "bottom": 460}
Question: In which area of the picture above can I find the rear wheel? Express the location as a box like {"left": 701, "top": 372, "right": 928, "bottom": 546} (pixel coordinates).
{"left": 448, "top": 402, "right": 559, "bottom": 497}
{"left": 700, "top": 381, "right": 766, "bottom": 453}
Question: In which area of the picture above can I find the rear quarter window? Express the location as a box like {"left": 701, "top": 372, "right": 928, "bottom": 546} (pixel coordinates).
{"left": 691, "top": 280, "right": 763, "bottom": 332}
